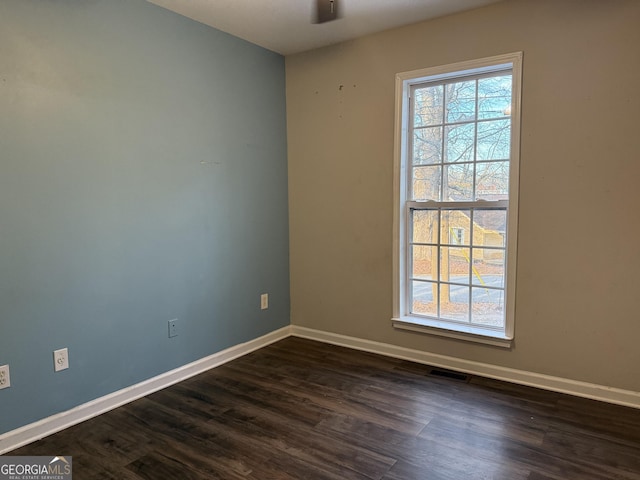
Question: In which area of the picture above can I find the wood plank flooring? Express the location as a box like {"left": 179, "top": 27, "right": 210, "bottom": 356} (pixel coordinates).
{"left": 9, "top": 337, "right": 640, "bottom": 479}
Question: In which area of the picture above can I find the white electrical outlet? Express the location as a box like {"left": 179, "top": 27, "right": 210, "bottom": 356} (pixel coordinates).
{"left": 53, "top": 348, "right": 69, "bottom": 372}
{"left": 0, "top": 365, "right": 10, "bottom": 389}
{"left": 168, "top": 319, "right": 178, "bottom": 338}
{"left": 261, "top": 293, "right": 269, "bottom": 310}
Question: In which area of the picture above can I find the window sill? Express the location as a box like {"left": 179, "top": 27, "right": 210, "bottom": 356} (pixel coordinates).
{"left": 392, "top": 316, "right": 513, "bottom": 348}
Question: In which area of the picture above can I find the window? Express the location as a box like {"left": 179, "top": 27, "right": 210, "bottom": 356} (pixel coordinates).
{"left": 392, "top": 53, "right": 522, "bottom": 347}
{"left": 451, "top": 227, "right": 465, "bottom": 245}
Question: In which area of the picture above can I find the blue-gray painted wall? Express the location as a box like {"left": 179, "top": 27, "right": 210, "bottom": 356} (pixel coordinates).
{"left": 0, "top": 0, "right": 289, "bottom": 434}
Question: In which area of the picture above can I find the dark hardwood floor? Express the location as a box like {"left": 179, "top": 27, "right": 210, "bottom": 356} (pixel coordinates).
{"left": 9, "top": 337, "right": 640, "bottom": 479}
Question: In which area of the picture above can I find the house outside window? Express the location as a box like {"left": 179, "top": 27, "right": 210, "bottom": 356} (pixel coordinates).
{"left": 392, "top": 53, "right": 522, "bottom": 347}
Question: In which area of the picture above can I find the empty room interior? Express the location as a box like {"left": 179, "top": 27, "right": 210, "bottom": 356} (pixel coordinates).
{"left": 1, "top": 0, "right": 640, "bottom": 478}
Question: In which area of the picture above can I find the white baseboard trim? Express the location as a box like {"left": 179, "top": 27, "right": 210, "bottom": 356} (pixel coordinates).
{"left": 4, "top": 324, "right": 638, "bottom": 454}
{"left": 291, "top": 325, "right": 640, "bottom": 410}
{"left": 0, "top": 326, "right": 291, "bottom": 455}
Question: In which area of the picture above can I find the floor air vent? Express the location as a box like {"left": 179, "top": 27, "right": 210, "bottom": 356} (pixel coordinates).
{"left": 426, "top": 367, "right": 471, "bottom": 383}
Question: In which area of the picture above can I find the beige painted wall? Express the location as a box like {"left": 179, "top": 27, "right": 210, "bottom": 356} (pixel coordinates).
{"left": 286, "top": 0, "right": 640, "bottom": 392}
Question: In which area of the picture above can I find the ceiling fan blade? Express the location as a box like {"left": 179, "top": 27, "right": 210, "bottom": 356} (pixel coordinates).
{"left": 314, "top": 0, "right": 340, "bottom": 24}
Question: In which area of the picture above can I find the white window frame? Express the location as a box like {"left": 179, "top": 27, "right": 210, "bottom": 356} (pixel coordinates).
{"left": 392, "top": 52, "right": 522, "bottom": 348}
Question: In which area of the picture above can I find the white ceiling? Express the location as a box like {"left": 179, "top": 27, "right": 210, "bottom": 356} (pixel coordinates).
{"left": 147, "top": 0, "right": 504, "bottom": 55}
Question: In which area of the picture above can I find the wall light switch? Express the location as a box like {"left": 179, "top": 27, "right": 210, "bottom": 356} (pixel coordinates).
{"left": 261, "top": 293, "right": 269, "bottom": 310}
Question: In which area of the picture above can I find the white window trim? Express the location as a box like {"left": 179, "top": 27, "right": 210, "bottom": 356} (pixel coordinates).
{"left": 392, "top": 52, "right": 522, "bottom": 348}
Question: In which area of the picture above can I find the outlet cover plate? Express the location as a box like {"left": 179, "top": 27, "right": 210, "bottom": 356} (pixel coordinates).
{"left": 53, "top": 348, "right": 69, "bottom": 372}
{"left": 168, "top": 319, "right": 178, "bottom": 338}
{"left": 0, "top": 365, "right": 10, "bottom": 389}
{"left": 261, "top": 293, "right": 269, "bottom": 310}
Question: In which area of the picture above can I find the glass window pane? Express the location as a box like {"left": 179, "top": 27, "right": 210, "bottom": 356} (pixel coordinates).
{"left": 471, "top": 287, "right": 504, "bottom": 328}
{"left": 441, "top": 210, "right": 470, "bottom": 246}
{"left": 475, "top": 161, "right": 509, "bottom": 200}
{"left": 412, "top": 281, "right": 437, "bottom": 316}
{"left": 404, "top": 63, "right": 518, "bottom": 334}
{"left": 471, "top": 210, "right": 507, "bottom": 247}
{"left": 444, "top": 163, "right": 473, "bottom": 201}
{"left": 478, "top": 75, "right": 512, "bottom": 120}
{"left": 413, "top": 127, "right": 442, "bottom": 165}
{"left": 414, "top": 85, "right": 444, "bottom": 127}
{"left": 412, "top": 210, "right": 439, "bottom": 244}
{"left": 445, "top": 80, "right": 476, "bottom": 123}
{"left": 444, "top": 123, "right": 475, "bottom": 163}
{"left": 412, "top": 245, "right": 437, "bottom": 280}
{"left": 440, "top": 284, "right": 469, "bottom": 322}
{"left": 440, "top": 247, "right": 470, "bottom": 285}
{"left": 412, "top": 165, "right": 441, "bottom": 201}
{"left": 477, "top": 119, "right": 510, "bottom": 160}
{"left": 471, "top": 249, "right": 505, "bottom": 288}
